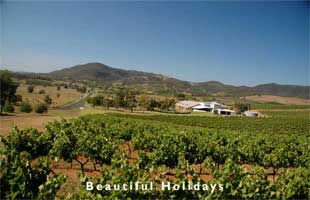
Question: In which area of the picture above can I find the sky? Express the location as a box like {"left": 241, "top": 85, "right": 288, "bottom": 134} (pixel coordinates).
{"left": 1, "top": 1, "right": 309, "bottom": 86}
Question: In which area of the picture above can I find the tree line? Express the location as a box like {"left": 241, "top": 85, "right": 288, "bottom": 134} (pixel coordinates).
{"left": 87, "top": 88, "right": 176, "bottom": 112}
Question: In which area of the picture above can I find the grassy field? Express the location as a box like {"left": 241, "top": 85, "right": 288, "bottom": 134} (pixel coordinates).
{"left": 16, "top": 84, "right": 83, "bottom": 108}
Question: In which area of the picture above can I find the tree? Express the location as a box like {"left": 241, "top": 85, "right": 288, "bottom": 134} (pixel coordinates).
{"left": 125, "top": 92, "right": 137, "bottom": 112}
{"left": 0, "top": 70, "right": 18, "bottom": 112}
{"left": 234, "top": 103, "right": 251, "bottom": 112}
{"left": 27, "top": 85, "right": 34, "bottom": 93}
{"left": 3, "top": 101, "right": 14, "bottom": 113}
{"left": 20, "top": 102, "right": 33, "bottom": 113}
{"left": 147, "top": 99, "right": 159, "bottom": 111}
{"left": 138, "top": 95, "right": 149, "bottom": 112}
{"left": 35, "top": 103, "right": 48, "bottom": 113}
{"left": 113, "top": 88, "right": 127, "bottom": 108}
{"left": 13, "top": 94, "right": 23, "bottom": 103}
{"left": 77, "top": 86, "right": 87, "bottom": 93}
{"left": 175, "top": 93, "right": 186, "bottom": 100}
{"left": 160, "top": 98, "right": 176, "bottom": 111}
{"left": 102, "top": 97, "right": 113, "bottom": 110}
{"left": 44, "top": 95, "right": 52, "bottom": 105}
{"left": 91, "top": 95, "right": 103, "bottom": 107}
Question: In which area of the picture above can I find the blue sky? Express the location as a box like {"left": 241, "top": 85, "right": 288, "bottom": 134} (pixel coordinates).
{"left": 2, "top": 1, "right": 309, "bottom": 86}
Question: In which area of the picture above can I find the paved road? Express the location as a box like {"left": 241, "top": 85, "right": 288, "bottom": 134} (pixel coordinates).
{"left": 52, "top": 93, "right": 90, "bottom": 110}
{"left": 0, "top": 93, "right": 91, "bottom": 119}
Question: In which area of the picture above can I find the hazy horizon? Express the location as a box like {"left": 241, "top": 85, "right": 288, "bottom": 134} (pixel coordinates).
{"left": 2, "top": 1, "right": 309, "bottom": 86}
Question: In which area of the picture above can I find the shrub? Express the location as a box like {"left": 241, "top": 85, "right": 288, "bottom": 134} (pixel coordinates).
{"left": 20, "top": 102, "right": 32, "bottom": 113}
{"left": 234, "top": 103, "right": 251, "bottom": 112}
{"left": 3, "top": 101, "right": 14, "bottom": 113}
{"left": 76, "top": 85, "right": 87, "bottom": 93}
{"left": 44, "top": 95, "right": 52, "bottom": 105}
{"left": 15, "top": 94, "right": 23, "bottom": 102}
{"left": 39, "top": 89, "right": 45, "bottom": 94}
{"left": 27, "top": 85, "right": 34, "bottom": 93}
{"left": 34, "top": 103, "right": 48, "bottom": 113}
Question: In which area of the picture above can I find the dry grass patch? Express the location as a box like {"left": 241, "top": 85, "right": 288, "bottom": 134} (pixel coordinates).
{"left": 245, "top": 95, "right": 310, "bottom": 105}
{"left": 16, "top": 84, "right": 83, "bottom": 107}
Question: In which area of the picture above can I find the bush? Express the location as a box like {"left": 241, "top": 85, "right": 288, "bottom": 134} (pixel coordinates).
{"left": 34, "top": 103, "right": 48, "bottom": 113}
{"left": 44, "top": 95, "right": 52, "bottom": 105}
{"left": 234, "top": 103, "right": 251, "bottom": 112}
{"left": 27, "top": 85, "right": 34, "bottom": 93}
{"left": 3, "top": 101, "right": 14, "bottom": 113}
{"left": 20, "top": 102, "right": 32, "bottom": 113}
{"left": 77, "top": 86, "right": 87, "bottom": 93}
{"left": 39, "top": 89, "right": 45, "bottom": 94}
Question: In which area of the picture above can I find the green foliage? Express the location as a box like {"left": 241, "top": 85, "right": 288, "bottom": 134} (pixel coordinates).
{"left": 13, "top": 94, "right": 23, "bottom": 103}
{"left": 0, "top": 128, "right": 66, "bottom": 199}
{"left": 175, "top": 93, "right": 186, "bottom": 100}
{"left": 102, "top": 97, "right": 113, "bottom": 109}
{"left": 77, "top": 85, "right": 87, "bottom": 93}
{"left": 159, "top": 98, "right": 175, "bottom": 111}
{"left": 125, "top": 92, "right": 137, "bottom": 112}
{"left": 113, "top": 88, "right": 127, "bottom": 108}
{"left": 47, "top": 118, "right": 117, "bottom": 172}
{"left": 147, "top": 99, "right": 160, "bottom": 111}
{"left": 44, "top": 95, "right": 52, "bottom": 105}
{"left": 3, "top": 101, "right": 15, "bottom": 113}
{"left": 0, "top": 70, "right": 18, "bottom": 112}
{"left": 20, "top": 102, "right": 33, "bottom": 113}
{"left": 25, "top": 79, "right": 52, "bottom": 86}
{"left": 88, "top": 95, "right": 103, "bottom": 107}
{"left": 34, "top": 103, "right": 48, "bottom": 113}
{"left": 1, "top": 108, "right": 309, "bottom": 198}
{"left": 234, "top": 102, "right": 251, "bottom": 112}
{"left": 27, "top": 85, "right": 34, "bottom": 93}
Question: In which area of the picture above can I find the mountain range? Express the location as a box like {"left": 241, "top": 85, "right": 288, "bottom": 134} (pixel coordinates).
{"left": 18, "top": 62, "right": 310, "bottom": 99}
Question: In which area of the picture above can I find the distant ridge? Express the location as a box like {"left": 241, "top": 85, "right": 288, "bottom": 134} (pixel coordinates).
{"left": 15, "top": 62, "right": 310, "bottom": 99}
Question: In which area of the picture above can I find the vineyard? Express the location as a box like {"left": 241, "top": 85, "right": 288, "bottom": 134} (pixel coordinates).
{"left": 1, "top": 111, "right": 310, "bottom": 199}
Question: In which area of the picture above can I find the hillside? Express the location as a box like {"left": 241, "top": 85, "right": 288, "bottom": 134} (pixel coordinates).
{"left": 18, "top": 62, "right": 310, "bottom": 99}
{"left": 192, "top": 81, "right": 310, "bottom": 99}
{"left": 48, "top": 62, "right": 192, "bottom": 94}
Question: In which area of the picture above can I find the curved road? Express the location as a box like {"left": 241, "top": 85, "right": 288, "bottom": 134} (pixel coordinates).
{"left": 52, "top": 93, "right": 91, "bottom": 110}
{"left": 0, "top": 93, "right": 91, "bottom": 119}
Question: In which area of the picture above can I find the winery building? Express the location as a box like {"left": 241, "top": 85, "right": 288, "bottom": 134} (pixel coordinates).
{"left": 176, "top": 101, "right": 236, "bottom": 115}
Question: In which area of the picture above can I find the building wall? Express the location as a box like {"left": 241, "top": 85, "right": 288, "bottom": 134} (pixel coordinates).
{"left": 175, "top": 105, "right": 192, "bottom": 112}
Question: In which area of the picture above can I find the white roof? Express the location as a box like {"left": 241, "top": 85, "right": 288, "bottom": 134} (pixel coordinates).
{"left": 176, "top": 101, "right": 200, "bottom": 108}
{"left": 217, "top": 108, "right": 236, "bottom": 113}
{"left": 192, "top": 104, "right": 211, "bottom": 109}
{"left": 176, "top": 100, "right": 227, "bottom": 109}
